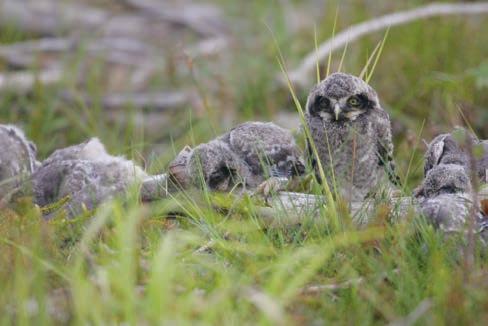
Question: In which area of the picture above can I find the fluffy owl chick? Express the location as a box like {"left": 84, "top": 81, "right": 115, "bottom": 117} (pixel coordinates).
{"left": 169, "top": 122, "right": 305, "bottom": 192}
{"left": 305, "top": 73, "right": 399, "bottom": 201}
{"left": 33, "top": 138, "right": 147, "bottom": 218}
{"left": 417, "top": 164, "right": 486, "bottom": 234}
{"left": 0, "top": 124, "right": 39, "bottom": 199}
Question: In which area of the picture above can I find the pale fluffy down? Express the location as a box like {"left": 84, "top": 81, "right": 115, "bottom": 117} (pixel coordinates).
{"left": 0, "top": 124, "right": 39, "bottom": 198}
{"left": 33, "top": 138, "right": 147, "bottom": 218}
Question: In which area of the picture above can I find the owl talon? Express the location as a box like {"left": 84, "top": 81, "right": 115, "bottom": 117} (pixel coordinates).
{"left": 255, "top": 177, "right": 289, "bottom": 199}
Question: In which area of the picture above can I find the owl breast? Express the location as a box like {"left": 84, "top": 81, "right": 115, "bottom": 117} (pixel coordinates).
{"left": 308, "top": 115, "right": 383, "bottom": 201}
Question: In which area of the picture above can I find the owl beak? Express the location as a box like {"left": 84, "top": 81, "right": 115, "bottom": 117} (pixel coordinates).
{"left": 334, "top": 104, "right": 341, "bottom": 121}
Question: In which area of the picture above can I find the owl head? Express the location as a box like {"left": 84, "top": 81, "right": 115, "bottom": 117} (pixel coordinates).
{"left": 422, "top": 164, "right": 471, "bottom": 198}
{"left": 187, "top": 140, "right": 248, "bottom": 192}
{"left": 306, "top": 73, "right": 380, "bottom": 122}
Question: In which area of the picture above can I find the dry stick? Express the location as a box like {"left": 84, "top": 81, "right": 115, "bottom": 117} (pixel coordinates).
{"left": 121, "top": 0, "right": 227, "bottom": 37}
{"left": 61, "top": 90, "right": 194, "bottom": 112}
{"left": 139, "top": 174, "right": 488, "bottom": 227}
{"left": 185, "top": 37, "right": 229, "bottom": 58}
{"left": 0, "top": 36, "right": 226, "bottom": 93}
{"left": 0, "top": 35, "right": 226, "bottom": 69}
{"left": 0, "top": 0, "right": 228, "bottom": 68}
{"left": 285, "top": 2, "right": 488, "bottom": 87}
{"left": 0, "top": 38, "right": 74, "bottom": 53}
{"left": 0, "top": 77, "right": 194, "bottom": 112}
{"left": 0, "top": 68, "right": 63, "bottom": 92}
{"left": 0, "top": 38, "right": 75, "bottom": 68}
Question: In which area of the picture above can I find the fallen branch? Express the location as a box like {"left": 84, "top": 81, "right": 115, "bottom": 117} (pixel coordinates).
{"left": 61, "top": 90, "right": 194, "bottom": 112}
{"left": 268, "top": 191, "right": 418, "bottom": 221}
{"left": 0, "top": 37, "right": 154, "bottom": 69}
{"left": 0, "top": 0, "right": 107, "bottom": 36}
{"left": 0, "top": 38, "right": 74, "bottom": 68}
{"left": 0, "top": 0, "right": 228, "bottom": 66}
{"left": 0, "top": 68, "right": 63, "bottom": 92}
{"left": 139, "top": 176, "right": 488, "bottom": 228}
{"left": 0, "top": 35, "right": 225, "bottom": 88}
{"left": 185, "top": 37, "right": 229, "bottom": 58}
{"left": 285, "top": 2, "right": 488, "bottom": 87}
{"left": 121, "top": 0, "right": 227, "bottom": 37}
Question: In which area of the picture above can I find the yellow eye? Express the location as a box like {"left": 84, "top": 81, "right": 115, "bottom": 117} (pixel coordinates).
{"left": 348, "top": 97, "right": 360, "bottom": 107}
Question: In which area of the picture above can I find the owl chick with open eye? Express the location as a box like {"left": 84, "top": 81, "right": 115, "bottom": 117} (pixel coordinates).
{"left": 169, "top": 122, "right": 305, "bottom": 193}
{"left": 416, "top": 163, "right": 487, "bottom": 235}
{"left": 305, "top": 73, "right": 399, "bottom": 201}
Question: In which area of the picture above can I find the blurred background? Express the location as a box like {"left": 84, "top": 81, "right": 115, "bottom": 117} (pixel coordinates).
{"left": 0, "top": 0, "right": 487, "bottom": 188}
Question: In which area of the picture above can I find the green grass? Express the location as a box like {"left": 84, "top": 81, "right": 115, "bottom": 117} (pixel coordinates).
{"left": 1, "top": 0, "right": 488, "bottom": 324}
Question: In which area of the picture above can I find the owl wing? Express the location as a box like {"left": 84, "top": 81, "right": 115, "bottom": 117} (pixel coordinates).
{"left": 375, "top": 110, "right": 401, "bottom": 186}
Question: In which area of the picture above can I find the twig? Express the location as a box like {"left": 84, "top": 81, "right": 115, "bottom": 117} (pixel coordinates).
{"left": 193, "top": 239, "right": 216, "bottom": 254}
{"left": 138, "top": 178, "right": 488, "bottom": 228}
{"left": 61, "top": 90, "right": 194, "bottom": 112}
{"left": 269, "top": 191, "right": 419, "bottom": 220}
{"left": 0, "top": 68, "right": 63, "bottom": 92}
{"left": 285, "top": 2, "right": 488, "bottom": 87}
{"left": 121, "top": 0, "right": 226, "bottom": 37}
{"left": 0, "top": 0, "right": 107, "bottom": 36}
{"left": 0, "top": 37, "right": 154, "bottom": 68}
{"left": 185, "top": 37, "right": 229, "bottom": 58}
{"left": 140, "top": 174, "right": 170, "bottom": 202}
{"left": 0, "top": 38, "right": 74, "bottom": 68}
